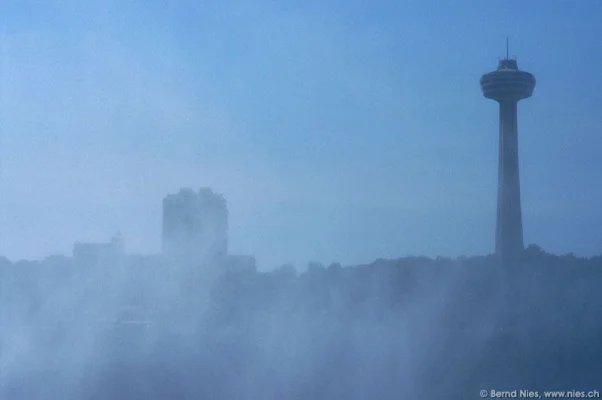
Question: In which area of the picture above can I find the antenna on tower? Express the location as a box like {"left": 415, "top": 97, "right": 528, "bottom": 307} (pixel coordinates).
{"left": 506, "top": 37, "right": 509, "bottom": 59}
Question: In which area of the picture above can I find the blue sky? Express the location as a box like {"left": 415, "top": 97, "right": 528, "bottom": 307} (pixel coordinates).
{"left": 1, "top": 1, "right": 601, "bottom": 269}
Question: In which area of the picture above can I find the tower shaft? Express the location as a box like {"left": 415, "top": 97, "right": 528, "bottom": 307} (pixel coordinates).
{"left": 496, "top": 100, "right": 524, "bottom": 262}
{"left": 481, "top": 50, "right": 535, "bottom": 263}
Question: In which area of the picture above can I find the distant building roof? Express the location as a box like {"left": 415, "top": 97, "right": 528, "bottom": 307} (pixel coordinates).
{"left": 73, "top": 232, "right": 125, "bottom": 265}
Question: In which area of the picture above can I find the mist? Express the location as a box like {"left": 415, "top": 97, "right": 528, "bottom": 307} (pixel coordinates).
{"left": 1, "top": 244, "right": 601, "bottom": 398}
{"left": 1, "top": 1, "right": 602, "bottom": 399}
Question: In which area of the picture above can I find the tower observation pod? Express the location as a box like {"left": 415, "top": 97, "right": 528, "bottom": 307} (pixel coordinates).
{"left": 480, "top": 43, "right": 536, "bottom": 263}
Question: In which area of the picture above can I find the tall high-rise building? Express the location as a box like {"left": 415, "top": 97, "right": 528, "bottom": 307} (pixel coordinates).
{"left": 162, "top": 188, "right": 228, "bottom": 262}
{"left": 480, "top": 43, "right": 536, "bottom": 263}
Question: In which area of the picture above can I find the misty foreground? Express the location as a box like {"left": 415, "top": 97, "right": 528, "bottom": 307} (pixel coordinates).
{"left": 1, "top": 245, "right": 601, "bottom": 399}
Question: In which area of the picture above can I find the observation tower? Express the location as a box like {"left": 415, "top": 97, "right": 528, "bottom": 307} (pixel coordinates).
{"left": 480, "top": 40, "right": 536, "bottom": 263}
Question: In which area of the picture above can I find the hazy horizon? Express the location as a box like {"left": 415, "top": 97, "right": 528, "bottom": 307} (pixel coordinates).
{"left": 1, "top": 1, "right": 601, "bottom": 270}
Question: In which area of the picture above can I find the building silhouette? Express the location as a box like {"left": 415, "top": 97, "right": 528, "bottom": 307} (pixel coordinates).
{"left": 161, "top": 187, "right": 228, "bottom": 263}
{"left": 480, "top": 43, "right": 536, "bottom": 263}
{"left": 73, "top": 231, "right": 125, "bottom": 266}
